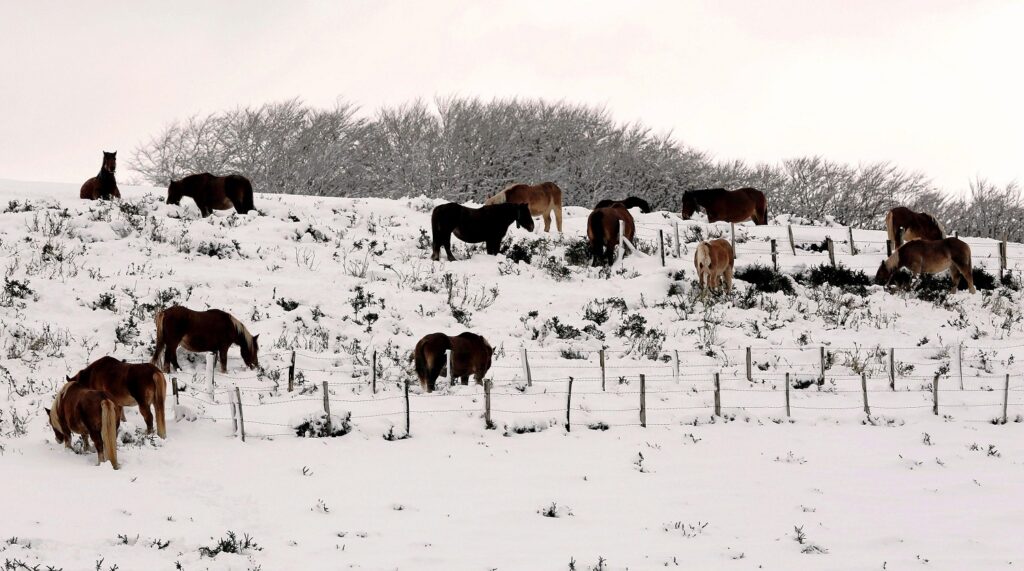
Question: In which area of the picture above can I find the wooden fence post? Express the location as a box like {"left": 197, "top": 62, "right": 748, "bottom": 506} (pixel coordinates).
{"left": 860, "top": 373, "right": 870, "bottom": 417}
{"left": 616, "top": 220, "right": 625, "bottom": 265}
{"left": 403, "top": 379, "right": 411, "bottom": 435}
{"left": 172, "top": 378, "right": 179, "bottom": 406}
{"left": 784, "top": 372, "right": 791, "bottom": 418}
{"left": 745, "top": 347, "right": 752, "bottom": 382}
{"left": 1000, "top": 238, "right": 1007, "bottom": 280}
{"left": 206, "top": 352, "right": 216, "bottom": 402}
{"left": 235, "top": 386, "right": 246, "bottom": 442}
{"left": 770, "top": 239, "right": 778, "bottom": 271}
{"left": 847, "top": 226, "right": 857, "bottom": 256}
{"left": 730, "top": 223, "right": 736, "bottom": 259}
{"left": 658, "top": 229, "right": 665, "bottom": 267}
{"left": 819, "top": 347, "right": 826, "bottom": 383}
{"left": 1003, "top": 373, "right": 1010, "bottom": 424}
{"left": 957, "top": 343, "right": 964, "bottom": 390}
{"left": 484, "top": 379, "right": 492, "bottom": 428}
{"left": 639, "top": 374, "right": 647, "bottom": 428}
{"left": 713, "top": 373, "right": 721, "bottom": 417}
{"left": 322, "top": 381, "right": 332, "bottom": 434}
{"left": 229, "top": 384, "right": 238, "bottom": 434}
{"left": 673, "top": 221, "right": 681, "bottom": 258}
{"left": 672, "top": 349, "right": 680, "bottom": 383}
{"left": 288, "top": 350, "right": 296, "bottom": 392}
{"left": 886, "top": 239, "right": 893, "bottom": 258}
{"left": 787, "top": 225, "right": 796, "bottom": 255}
{"left": 445, "top": 349, "right": 454, "bottom": 387}
{"left": 932, "top": 374, "right": 939, "bottom": 416}
{"left": 566, "top": 376, "right": 574, "bottom": 432}
{"left": 372, "top": 350, "right": 377, "bottom": 394}
{"left": 599, "top": 348, "right": 606, "bottom": 391}
{"left": 888, "top": 348, "right": 895, "bottom": 391}
{"left": 826, "top": 237, "right": 836, "bottom": 267}
{"left": 521, "top": 348, "right": 532, "bottom": 387}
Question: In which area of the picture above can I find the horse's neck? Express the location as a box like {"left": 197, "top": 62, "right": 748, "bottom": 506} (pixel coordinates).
{"left": 98, "top": 169, "right": 115, "bottom": 184}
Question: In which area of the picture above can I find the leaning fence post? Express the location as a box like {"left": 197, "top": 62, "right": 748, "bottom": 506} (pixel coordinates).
{"left": 819, "top": 347, "right": 826, "bottom": 383}
{"left": 520, "top": 347, "right": 532, "bottom": 387}
{"left": 206, "top": 353, "right": 216, "bottom": 402}
{"left": 372, "top": 350, "right": 377, "bottom": 394}
{"left": 673, "top": 221, "right": 681, "bottom": 258}
{"left": 847, "top": 226, "right": 857, "bottom": 256}
{"left": 235, "top": 386, "right": 246, "bottom": 443}
{"left": 1003, "top": 374, "right": 1010, "bottom": 424}
{"left": 730, "top": 223, "right": 736, "bottom": 258}
{"left": 787, "top": 225, "right": 796, "bottom": 255}
{"left": 957, "top": 343, "right": 964, "bottom": 390}
{"left": 861, "top": 373, "right": 870, "bottom": 417}
{"left": 770, "top": 239, "right": 778, "bottom": 271}
{"left": 639, "top": 374, "right": 647, "bottom": 428}
{"left": 932, "top": 374, "right": 940, "bottom": 416}
{"left": 658, "top": 229, "right": 666, "bottom": 267}
{"left": 566, "top": 376, "right": 574, "bottom": 432}
{"left": 888, "top": 348, "right": 895, "bottom": 391}
{"left": 445, "top": 349, "right": 454, "bottom": 386}
{"left": 484, "top": 379, "right": 493, "bottom": 428}
{"left": 672, "top": 349, "right": 680, "bottom": 383}
{"left": 826, "top": 237, "right": 836, "bottom": 267}
{"left": 713, "top": 373, "right": 721, "bottom": 417}
{"left": 745, "top": 347, "right": 752, "bottom": 382}
{"left": 288, "top": 350, "right": 296, "bottom": 392}
{"left": 599, "top": 348, "right": 606, "bottom": 391}
{"left": 171, "top": 378, "right": 180, "bottom": 406}
{"left": 322, "top": 381, "right": 332, "bottom": 434}
{"left": 784, "top": 372, "right": 791, "bottom": 418}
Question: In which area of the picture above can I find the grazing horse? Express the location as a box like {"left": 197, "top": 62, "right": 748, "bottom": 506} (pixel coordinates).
{"left": 595, "top": 196, "right": 651, "bottom": 213}
{"left": 886, "top": 206, "right": 944, "bottom": 247}
{"left": 153, "top": 306, "right": 260, "bottom": 373}
{"left": 79, "top": 151, "right": 121, "bottom": 200}
{"left": 431, "top": 203, "right": 534, "bottom": 261}
{"left": 875, "top": 238, "right": 975, "bottom": 293}
{"left": 694, "top": 238, "right": 735, "bottom": 292}
{"left": 167, "top": 173, "right": 255, "bottom": 217}
{"left": 484, "top": 182, "right": 563, "bottom": 232}
{"left": 47, "top": 382, "right": 121, "bottom": 469}
{"left": 587, "top": 203, "right": 636, "bottom": 266}
{"left": 681, "top": 188, "right": 768, "bottom": 225}
{"left": 413, "top": 332, "right": 493, "bottom": 392}
{"left": 67, "top": 356, "right": 167, "bottom": 439}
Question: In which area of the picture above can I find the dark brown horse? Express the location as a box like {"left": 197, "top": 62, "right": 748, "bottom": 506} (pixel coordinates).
{"left": 681, "top": 188, "right": 767, "bottom": 225}
{"left": 79, "top": 151, "right": 121, "bottom": 200}
{"left": 875, "top": 238, "right": 975, "bottom": 293}
{"left": 485, "top": 182, "right": 563, "bottom": 232}
{"left": 47, "top": 382, "right": 121, "bottom": 469}
{"left": 152, "top": 306, "right": 260, "bottom": 373}
{"left": 67, "top": 356, "right": 167, "bottom": 439}
{"left": 167, "top": 173, "right": 255, "bottom": 217}
{"left": 587, "top": 203, "right": 636, "bottom": 266}
{"left": 413, "top": 332, "right": 493, "bottom": 392}
{"left": 595, "top": 197, "right": 651, "bottom": 213}
{"left": 695, "top": 238, "right": 735, "bottom": 292}
{"left": 886, "top": 206, "right": 944, "bottom": 247}
{"left": 431, "top": 203, "right": 535, "bottom": 261}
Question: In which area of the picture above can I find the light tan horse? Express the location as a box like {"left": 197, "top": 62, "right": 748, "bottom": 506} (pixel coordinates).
{"left": 586, "top": 203, "right": 636, "bottom": 266}
{"left": 694, "top": 238, "right": 735, "bottom": 292}
{"left": 47, "top": 382, "right": 121, "bottom": 469}
{"left": 886, "top": 207, "right": 944, "bottom": 247}
{"left": 875, "top": 237, "right": 975, "bottom": 293}
{"left": 484, "top": 182, "right": 563, "bottom": 233}
{"left": 68, "top": 356, "right": 167, "bottom": 439}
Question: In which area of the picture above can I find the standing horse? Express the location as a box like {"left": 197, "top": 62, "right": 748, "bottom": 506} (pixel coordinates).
{"left": 413, "top": 332, "right": 493, "bottom": 392}
{"left": 694, "top": 238, "right": 735, "bottom": 293}
{"left": 167, "top": 173, "right": 255, "bottom": 217}
{"left": 595, "top": 196, "right": 652, "bottom": 213}
{"left": 67, "top": 356, "right": 167, "bottom": 439}
{"left": 875, "top": 238, "right": 975, "bottom": 293}
{"left": 79, "top": 151, "right": 121, "bottom": 200}
{"left": 886, "top": 206, "right": 944, "bottom": 247}
{"left": 681, "top": 188, "right": 767, "bottom": 225}
{"left": 47, "top": 382, "right": 121, "bottom": 469}
{"left": 587, "top": 203, "right": 636, "bottom": 266}
{"left": 152, "top": 306, "right": 260, "bottom": 373}
{"left": 430, "top": 203, "right": 534, "bottom": 261}
{"left": 484, "top": 182, "right": 563, "bottom": 233}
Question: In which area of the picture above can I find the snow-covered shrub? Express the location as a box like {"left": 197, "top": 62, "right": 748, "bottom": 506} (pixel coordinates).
{"left": 615, "top": 313, "right": 665, "bottom": 360}
{"left": 563, "top": 238, "right": 591, "bottom": 266}
{"left": 198, "top": 531, "right": 261, "bottom": 558}
{"left": 795, "top": 264, "right": 871, "bottom": 296}
{"left": 734, "top": 264, "right": 794, "bottom": 295}
{"left": 294, "top": 412, "right": 351, "bottom": 438}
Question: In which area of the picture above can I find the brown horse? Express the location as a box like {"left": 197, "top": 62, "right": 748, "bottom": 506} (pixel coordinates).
{"left": 67, "top": 356, "right": 167, "bottom": 439}
{"left": 153, "top": 306, "right": 260, "bottom": 373}
{"left": 413, "top": 332, "right": 493, "bottom": 392}
{"left": 79, "top": 151, "right": 121, "bottom": 200}
{"left": 431, "top": 202, "right": 535, "bottom": 261}
{"left": 587, "top": 203, "right": 636, "bottom": 266}
{"left": 595, "top": 197, "right": 651, "bottom": 213}
{"left": 681, "top": 188, "right": 767, "bottom": 225}
{"left": 875, "top": 238, "right": 975, "bottom": 293}
{"left": 167, "top": 173, "right": 255, "bottom": 217}
{"left": 694, "top": 238, "right": 735, "bottom": 292}
{"left": 484, "top": 182, "right": 563, "bottom": 232}
{"left": 886, "top": 206, "right": 944, "bottom": 247}
{"left": 47, "top": 382, "right": 121, "bottom": 469}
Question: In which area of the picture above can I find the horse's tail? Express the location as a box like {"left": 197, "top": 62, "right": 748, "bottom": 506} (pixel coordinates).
{"left": 151, "top": 309, "right": 166, "bottom": 369}
{"left": 153, "top": 370, "right": 167, "bottom": 439}
{"left": 550, "top": 183, "right": 563, "bottom": 232}
{"left": 696, "top": 242, "right": 711, "bottom": 286}
{"left": 239, "top": 176, "right": 255, "bottom": 212}
{"left": 101, "top": 398, "right": 119, "bottom": 469}
{"left": 755, "top": 192, "right": 768, "bottom": 226}
{"left": 589, "top": 209, "right": 605, "bottom": 262}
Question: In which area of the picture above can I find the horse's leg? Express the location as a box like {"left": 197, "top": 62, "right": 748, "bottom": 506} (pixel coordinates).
{"left": 949, "top": 265, "right": 961, "bottom": 293}
{"left": 219, "top": 346, "right": 229, "bottom": 373}
{"left": 461, "top": 374, "right": 469, "bottom": 386}
{"left": 90, "top": 430, "right": 105, "bottom": 466}
{"left": 130, "top": 387, "right": 154, "bottom": 434}
{"left": 444, "top": 233, "right": 456, "bottom": 262}
{"left": 542, "top": 210, "right": 551, "bottom": 233}
{"left": 164, "top": 340, "right": 180, "bottom": 373}
{"left": 82, "top": 433, "right": 91, "bottom": 452}
{"left": 555, "top": 201, "right": 563, "bottom": 233}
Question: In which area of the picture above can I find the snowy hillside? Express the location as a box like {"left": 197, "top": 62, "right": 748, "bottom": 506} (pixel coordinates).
{"left": 2, "top": 179, "right": 1023, "bottom": 570}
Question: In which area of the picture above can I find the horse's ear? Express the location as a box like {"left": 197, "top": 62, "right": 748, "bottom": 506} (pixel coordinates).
{"left": 44, "top": 407, "right": 50, "bottom": 415}
{"left": 65, "top": 375, "right": 71, "bottom": 382}
{"left": 253, "top": 334, "right": 260, "bottom": 341}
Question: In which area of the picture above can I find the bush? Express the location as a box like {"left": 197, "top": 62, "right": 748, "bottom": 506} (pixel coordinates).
{"left": 198, "top": 531, "right": 261, "bottom": 558}
{"left": 544, "top": 317, "right": 582, "bottom": 340}
{"left": 897, "top": 267, "right": 998, "bottom": 302}
{"left": 734, "top": 264, "right": 794, "bottom": 295}
{"left": 563, "top": 238, "right": 592, "bottom": 267}
{"left": 295, "top": 412, "right": 352, "bottom": 437}
{"left": 795, "top": 264, "right": 871, "bottom": 295}
{"left": 614, "top": 313, "right": 665, "bottom": 360}
{"left": 541, "top": 256, "right": 573, "bottom": 281}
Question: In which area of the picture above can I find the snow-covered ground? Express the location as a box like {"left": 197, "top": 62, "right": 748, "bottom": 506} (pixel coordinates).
{"left": 1, "top": 179, "right": 1022, "bottom": 570}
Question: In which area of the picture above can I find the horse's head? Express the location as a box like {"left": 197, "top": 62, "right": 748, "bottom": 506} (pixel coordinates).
{"left": 46, "top": 406, "right": 65, "bottom": 443}
{"left": 515, "top": 204, "right": 535, "bottom": 232}
{"left": 240, "top": 333, "right": 260, "bottom": 369}
{"left": 102, "top": 151, "right": 117, "bottom": 174}
{"left": 874, "top": 260, "right": 894, "bottom": 286}
{"left": 681, "top": 192, "right": 697, "bottom": 219}
{"left": 167, "top": 179, "right": 183, "bottom": 205}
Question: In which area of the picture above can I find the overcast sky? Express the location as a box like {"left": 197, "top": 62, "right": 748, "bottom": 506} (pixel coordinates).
{"left": 0, "top": 0, "right": 1020, "bottom": 193}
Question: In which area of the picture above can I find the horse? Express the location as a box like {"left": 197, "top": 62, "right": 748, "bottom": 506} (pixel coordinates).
{"left": 79, "top": 151, "right": 121, "bottom": 200}
{"left": 886, "top": 206, "right": 944, "bottom": 247}
{"left": 47, "top": 382, "right": 121, "bottom": 469}
{"left": 875, "top": 238, "right": 975, "bottom": 293}
{"left": 681, "top": 188, "right": 768, "bottom": 225}
{"left": 484, "top": 182, "right": 563, "bottom": 233}
{"left": 595, "top": 196, "right": 651, "bottom": 213}
{"left": 430, "top": 203, "right": 535, "bottom": 261}
{"left": 152, "top": 306, "right": 260, "bottom": 373}
{"left": 587, "top": 203, "right": 635, "bottom": 266}
{"left": 413, "top": 332, "right": 493, "bottom": 393}
{"left": 67, "top": 356, "right": 167, "bottom": 439}
{"left": 694, "top": 238, "right": 735, "bottom": 292}
{"left": 167, "top": 173, "right": 255, "bottom": 217}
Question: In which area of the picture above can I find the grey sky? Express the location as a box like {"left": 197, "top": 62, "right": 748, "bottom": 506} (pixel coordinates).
{"left": 0, "top": 0, "right": 1020, "bottom": 193}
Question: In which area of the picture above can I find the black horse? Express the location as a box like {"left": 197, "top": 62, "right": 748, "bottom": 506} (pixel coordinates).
{"left": 595, "top": 196, "right": 651, "bottom": 213}
{"left": 431, "top": 203, "right": 535, "bottom": 261}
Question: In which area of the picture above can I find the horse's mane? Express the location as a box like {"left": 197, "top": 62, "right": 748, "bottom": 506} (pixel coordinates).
{"left": 921, "top": 212, "right": 945, "bottom": 236}
{"left": 684, "top": 188, "right": 726, "bottom": 200}
{"left": 230, "top": 315, "right": 256, "bottom": 358}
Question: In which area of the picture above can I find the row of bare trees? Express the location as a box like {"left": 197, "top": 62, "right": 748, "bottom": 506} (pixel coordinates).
{"left": 131, "top": 97, "right": 1023, "bottom": 240}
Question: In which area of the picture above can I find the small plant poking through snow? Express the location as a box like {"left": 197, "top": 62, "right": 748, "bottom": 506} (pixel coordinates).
{"left": 775, "top": 451, "right": 807, "bottom": 464}
{"left": 198, "top": 531, "right": 261, "bottom": 558}
{"left": 663, "top": 521, "right": 708, "bottom": 538}
{"left": 793, "top": 525, "right": 828, "bottom": 554}
{"left": 294, "top": 412, "right": 351, "bottom": 438}
{"left": 538, "top": 502, "right": 572, "bottom": 518}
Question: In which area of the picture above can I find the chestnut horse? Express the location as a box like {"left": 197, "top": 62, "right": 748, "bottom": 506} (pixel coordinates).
{"left": 47, "top": 382, "right": 121, "bottom": 469}
{"left": 886, "top": 206, "right": 944, "bottom": 247}
{"left": 587, "top": 203, "right": 636, "bottom": 266}
{"left": 79, "top": 151, "right": 121, "bottom": 200}
{"left": 875, "top": 238, "right": 975, "bottom": 293}
{"left": 167, "top": 173, "right": 255, "bottom": 217}
{"left": 595, "top": 196, "right": 652, "bottom": 213}
{"left": 694, "top": 238, "right": 735, "bottom": 292}
{"left": 413, "top": 332, "right": 493, "bottom": 392}
{"left": 681, "top": 188, "right": 767, "bottom": 225}
{"left": 68, "top": 356, "right": 167, "bottom": 439}
{"left": 484, "top": 182, "right": 563, "bottom": 232}
{"left": 431, "top": 202, "right": 535, "bottom": 261}
{"left": 153, "top": 306, "right": 260, "bottom": 373}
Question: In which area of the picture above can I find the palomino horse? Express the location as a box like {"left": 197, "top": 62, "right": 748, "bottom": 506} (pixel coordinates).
{"left": 167, "top": 173, "right": 255, "bottom": 217}
{"left": 47, "top": 382, "right": 121, "bottom": 469}
{"left": 875, "top": 238, "right": 975, "bottom": 293}
{"left": 681, "top": 188, "right": 768, "bottom": 225}
{"left": 484, "top": 182, "right": 563, "bottom": 233}
{"left": 413, "top": 332, "right": 493, "bottom": 393}
{"left": 80, "top": 151, "right": 121, "bottom": 200}
{"left": 886, "top": 206, "right": 944, "bottom": 247}
{"left": 587, "top": 202, "right": 636, "bottom": 266}
{"left": 153, "top": 306, "right": 260, "bottom": 373}
{"left": 68, "top": 356, "right": 167, "bottom": 439}
{"left": 694, "top": 238, "right": 735, "bottom": 292}
{"left": 595, "top": 196, "right": 651, "bottom": 213}
{"left": 430, "top": 203, "right": 535, "bottom": 261}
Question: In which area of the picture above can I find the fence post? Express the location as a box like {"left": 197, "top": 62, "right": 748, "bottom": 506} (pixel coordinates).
{"left": 826, "top": 237, "right": 836, "bottom": 267}
{"left": 616, "top": 220, "right": 625, "bottom": 265}
{"left": 847, "top": 226, "right": 857, "bottom": 256}
{"left": 658, "top": 229, "right": 665, "bottom": 267}
{"left": 888, "top": 348, "right": 895, "bottom": 391}
{"left": 445, "top": 349, "right": 454, "bottom": 387}
{"left": 322, "top": 381, "right": 332, "bottom": 434}
{"left": 1000, "top": 237, "right": 1007, "bottom": 280}
{"left": 745, "top": 347, "right": 752, "bottom": 382}
{"left": 229, "top": 384, "right": 238, "bottom": 435}
{"left": 372, "top": 350, "right": 377, "bottom": 394}
{"left": 171, "top": 378, "right": 179, "bottom": 406}
{"left": 206, "top": 352, "right": 216, "bottom": 402}
{"left": 770, "top": 239, "right": 778, "bottom": 271}
{"left": 932, "top": 374, "right": 939, "bottom": 416}
{"left": 886, "top": 239, "right": 893, "bottom": 258}
{"left": 404, "top": 379, "right": 411, "bottom": 435}
{"left": 288, "top": 350, "right": 296, "bottom": 392}
{"left": 730, "top": 223, "right": 736, "bottom": 259}
{"left": 599, "top": 348, "right": 606, "bottom": 391}
{"left": 713, "top": 373, "right": 721, "bottom": 417}
{"left": 860, "top": 373, "right": 870, "bottom": 417}
{"left": 957, "top": 343, "right": 964, "bottom": 390}
{"left": 1001, "top": 373, "right": 1010, "bottom": 424}
{"left": 673, "top": 221, "right": 681, "bottom": 258}
{"left": 784, "top": 372, "right": 791, "bottom": 418}
{"left": 672, "top": 349, "right": 680, "bottom": 383}
{"left": 566, "top": 376, "right": 574, "bottom": 432}
{"left": 484, "top": 379, "right": 492, "bottom": 428}
{"left": 787, "top": 225, "right": 796, "bottom": 255}
{"left": 819, "top": 347, "right": 826, "bottom": 383}
{"left": 520, "top": 347, "right": 532, "bottom": 387}
{"left": 639, "top": 374, "right": 647, "bottom": 428}
{"left": 235, "top": 386, "right": 246, "bottom": 443}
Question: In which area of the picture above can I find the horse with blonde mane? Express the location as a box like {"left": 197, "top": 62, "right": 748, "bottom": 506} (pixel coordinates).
{"left": 47, "top": 381, "right": 121, "bottom": 469}
{"left": 152, "top": 306, "right": 260, "bottom": 373}
{"left": 875, "top": 237, "right": 975, "bottom": 293}
{"left": 484, "top": 182, "right": 563, "bottom": 233}
{"left": 694, "top": 238, "right": 735, "bottom": 293}
{"left": 885, "top": 206, "right": 944, "bottom": 247}
{"left": 67, "top": 356, "right": 167, "bottom": 439}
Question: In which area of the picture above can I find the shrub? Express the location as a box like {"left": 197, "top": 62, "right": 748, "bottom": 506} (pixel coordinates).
{"left": 295, "top": 412, "right": 352, "bottom": 437}
{"left": 734, "top": 264, "right": 794, "bottom": 295}
{"left": 898, "top": 267, "right": 998, "bottom": 302}
{"left": 544, "top": 317, "right": 582, "bottom": 340}
{"left": 615, "top": 313, "right": 665, "bottom": 360}
{"left": 541, "top": 256, "right": 573, "bottom": 281}
{"left": 563, "top": 238, "right": 591, "bottom": 267}
{"left": 795, "top": 264, "right": 871, "bottom": 295}
{"left": 198, "top": 531, "right": 261, "bottom": 558}
{"left": 91, "top": 292, "right": 117, "bottom": 311}
{"left": 277, "top": 297, "right": 300, "bottom": 311}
